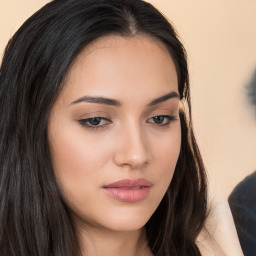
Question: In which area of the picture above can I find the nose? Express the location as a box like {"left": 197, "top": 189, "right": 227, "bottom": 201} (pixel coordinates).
{"left": 113, "top": 122, "right": 151, "bottom": 169}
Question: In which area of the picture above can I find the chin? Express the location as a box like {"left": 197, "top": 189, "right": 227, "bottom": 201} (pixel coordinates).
{"left": 69, "top": 196, "right": 161, "bottom": 233}
{"left": 102, "top": 220, "right": 147, "bottom": 233}
{"left": 97, "top": 208, "right": 154, "bottom": 232}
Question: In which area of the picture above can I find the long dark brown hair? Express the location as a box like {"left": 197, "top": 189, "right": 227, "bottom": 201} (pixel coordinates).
{"left": 0, "top": 0, "right": 207, "bottom": 255}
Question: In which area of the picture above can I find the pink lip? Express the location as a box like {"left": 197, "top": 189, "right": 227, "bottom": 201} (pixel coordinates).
{"left": 103, "top": 178, "right": 153, "bottom": 202}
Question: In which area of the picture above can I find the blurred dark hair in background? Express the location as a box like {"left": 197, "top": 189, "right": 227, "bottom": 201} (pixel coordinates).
{"left": 247, "top": 68, "right": 256, "bottom": 114}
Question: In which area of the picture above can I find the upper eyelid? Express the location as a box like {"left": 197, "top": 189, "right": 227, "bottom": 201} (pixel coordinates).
{"left": 78, "top": 117, "right": 112, "bottom": 129}
{"left": 80, "top": 116, "right": 111, "bottom": 123}
{"left": 79, "top": 114, "right": 177, "bottom": 124}
{"left": 78, "top": 111, "right": 109, "bottom": 118}
{"left": 78, "top": 113, "right": 177, "bottom": 121}
{"left": 147, "top": 115, "right": 177, "bottom": 122}
{"left": 144, "top": 105, "right": 179, "bottom": 117}
{"left": 75, "top": 103, "right": 178, "bottom": 118}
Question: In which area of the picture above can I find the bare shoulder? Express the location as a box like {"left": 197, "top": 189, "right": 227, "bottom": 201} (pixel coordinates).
{"left": 197, "top": 195, "right": 244, "bottom": 256}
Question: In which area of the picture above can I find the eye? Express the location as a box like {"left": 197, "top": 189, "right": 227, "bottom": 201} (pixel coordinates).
{"left": 147, "top": 115, "right": 177, "bottom": 126}
{"left": 78, "top": 117, "right": 111, "bottom": 129}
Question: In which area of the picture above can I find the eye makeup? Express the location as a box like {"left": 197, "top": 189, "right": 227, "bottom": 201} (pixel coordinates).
{"left": 78, "top": 116, "right": 112, "bottom": 130}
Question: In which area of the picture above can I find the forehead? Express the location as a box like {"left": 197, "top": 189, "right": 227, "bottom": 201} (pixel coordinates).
{"left": 61, "top": 35, "right": 178, "bottom": 105}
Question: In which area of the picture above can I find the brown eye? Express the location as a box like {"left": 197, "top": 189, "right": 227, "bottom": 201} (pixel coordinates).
{"left": 88, "top": 117, "right": 102, "bottom": 126}
{"left": 78, "top": 117, "right": 111, "bottom": 129}
{"left": 152, "top": 116, "right": 165, "bottom": 124}
{"left": 147, "top": 115, "right": 177, "bottom": 126}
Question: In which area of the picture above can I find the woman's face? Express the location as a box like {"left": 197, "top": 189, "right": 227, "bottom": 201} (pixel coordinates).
{"left": 48, "top": 35, "right": 181, "bottom": 232}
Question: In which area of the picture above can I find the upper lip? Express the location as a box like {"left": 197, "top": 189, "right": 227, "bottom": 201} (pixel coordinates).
{"left": 103, "top": 178, "right": 153, "bottom": 188}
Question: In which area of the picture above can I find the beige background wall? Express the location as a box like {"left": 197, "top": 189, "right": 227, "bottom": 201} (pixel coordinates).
{"left": 1, "top": 0, "right": 256, "bottom": 197}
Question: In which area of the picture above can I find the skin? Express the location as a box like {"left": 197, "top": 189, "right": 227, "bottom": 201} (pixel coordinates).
{"left": 48, "top": 35, "right": 181, "bottom": 256}
{"left": 198, "top": 195, "right": 245, "bottom": 256}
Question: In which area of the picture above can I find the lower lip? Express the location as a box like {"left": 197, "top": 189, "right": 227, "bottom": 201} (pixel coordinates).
{"left": 103, "top": 187, "right": 151, "bottom": 202}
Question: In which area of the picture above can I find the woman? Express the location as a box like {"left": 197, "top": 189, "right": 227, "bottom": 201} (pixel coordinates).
{"left": 0, "top": 0, "right": 208, "bottom": 255}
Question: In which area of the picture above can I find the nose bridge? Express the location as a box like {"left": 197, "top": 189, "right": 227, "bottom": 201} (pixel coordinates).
{"left": 114, "top": 118, "right": 150, "bottom": 168}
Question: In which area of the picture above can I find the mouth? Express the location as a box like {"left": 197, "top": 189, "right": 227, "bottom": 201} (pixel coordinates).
{"left": 102, "top": 178, "right": 153, "bottom": 202}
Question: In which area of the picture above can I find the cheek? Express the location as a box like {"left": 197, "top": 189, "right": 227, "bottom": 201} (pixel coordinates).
{"left": 155, "top": 124, "right": 181, "bottom": 164}
{"left": 49, "top": 113, "right": 112, "bottom": 169}
{"left": 48, "top": 123, "right": 113, "bottom": 198}
{"left": 48, "top": 129, "right": 113, "bottom": 224}
{"left": 151, "top": 124, "right": 181, "bottom": 189}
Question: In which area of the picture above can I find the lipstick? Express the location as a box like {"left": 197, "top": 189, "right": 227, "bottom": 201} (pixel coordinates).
{"left": 102, "top": 178, "right": 152, "bottom": 202}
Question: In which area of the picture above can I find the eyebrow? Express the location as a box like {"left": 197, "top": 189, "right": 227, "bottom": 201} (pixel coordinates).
{"left": 71, "top": 91, "right": 180, "bottom": 106}
{"left": 71, "top": 96, "right": 121, "bottom": 106}
{"left": 147, "top": 91, "right": 180, "bottom": 106}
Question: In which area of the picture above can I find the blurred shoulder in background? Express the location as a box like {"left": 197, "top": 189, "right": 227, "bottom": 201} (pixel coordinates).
{"left": 228, "top": 68, "right": 256, "bottom": 256}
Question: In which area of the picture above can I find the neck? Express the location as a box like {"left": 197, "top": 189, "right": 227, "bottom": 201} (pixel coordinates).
{"left": 76, "top": 223, "right": 152, "bottom": 256}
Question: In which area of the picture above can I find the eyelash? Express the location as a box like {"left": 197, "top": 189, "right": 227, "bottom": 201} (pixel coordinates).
{"left": 147, "top": 115, "right": 177, "bottom": 126}
{"left": 78, "top": 117, "right": 111, "bottom": 130}
{"left": 78, "top": 115, "right": 177, "bottom": 130}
